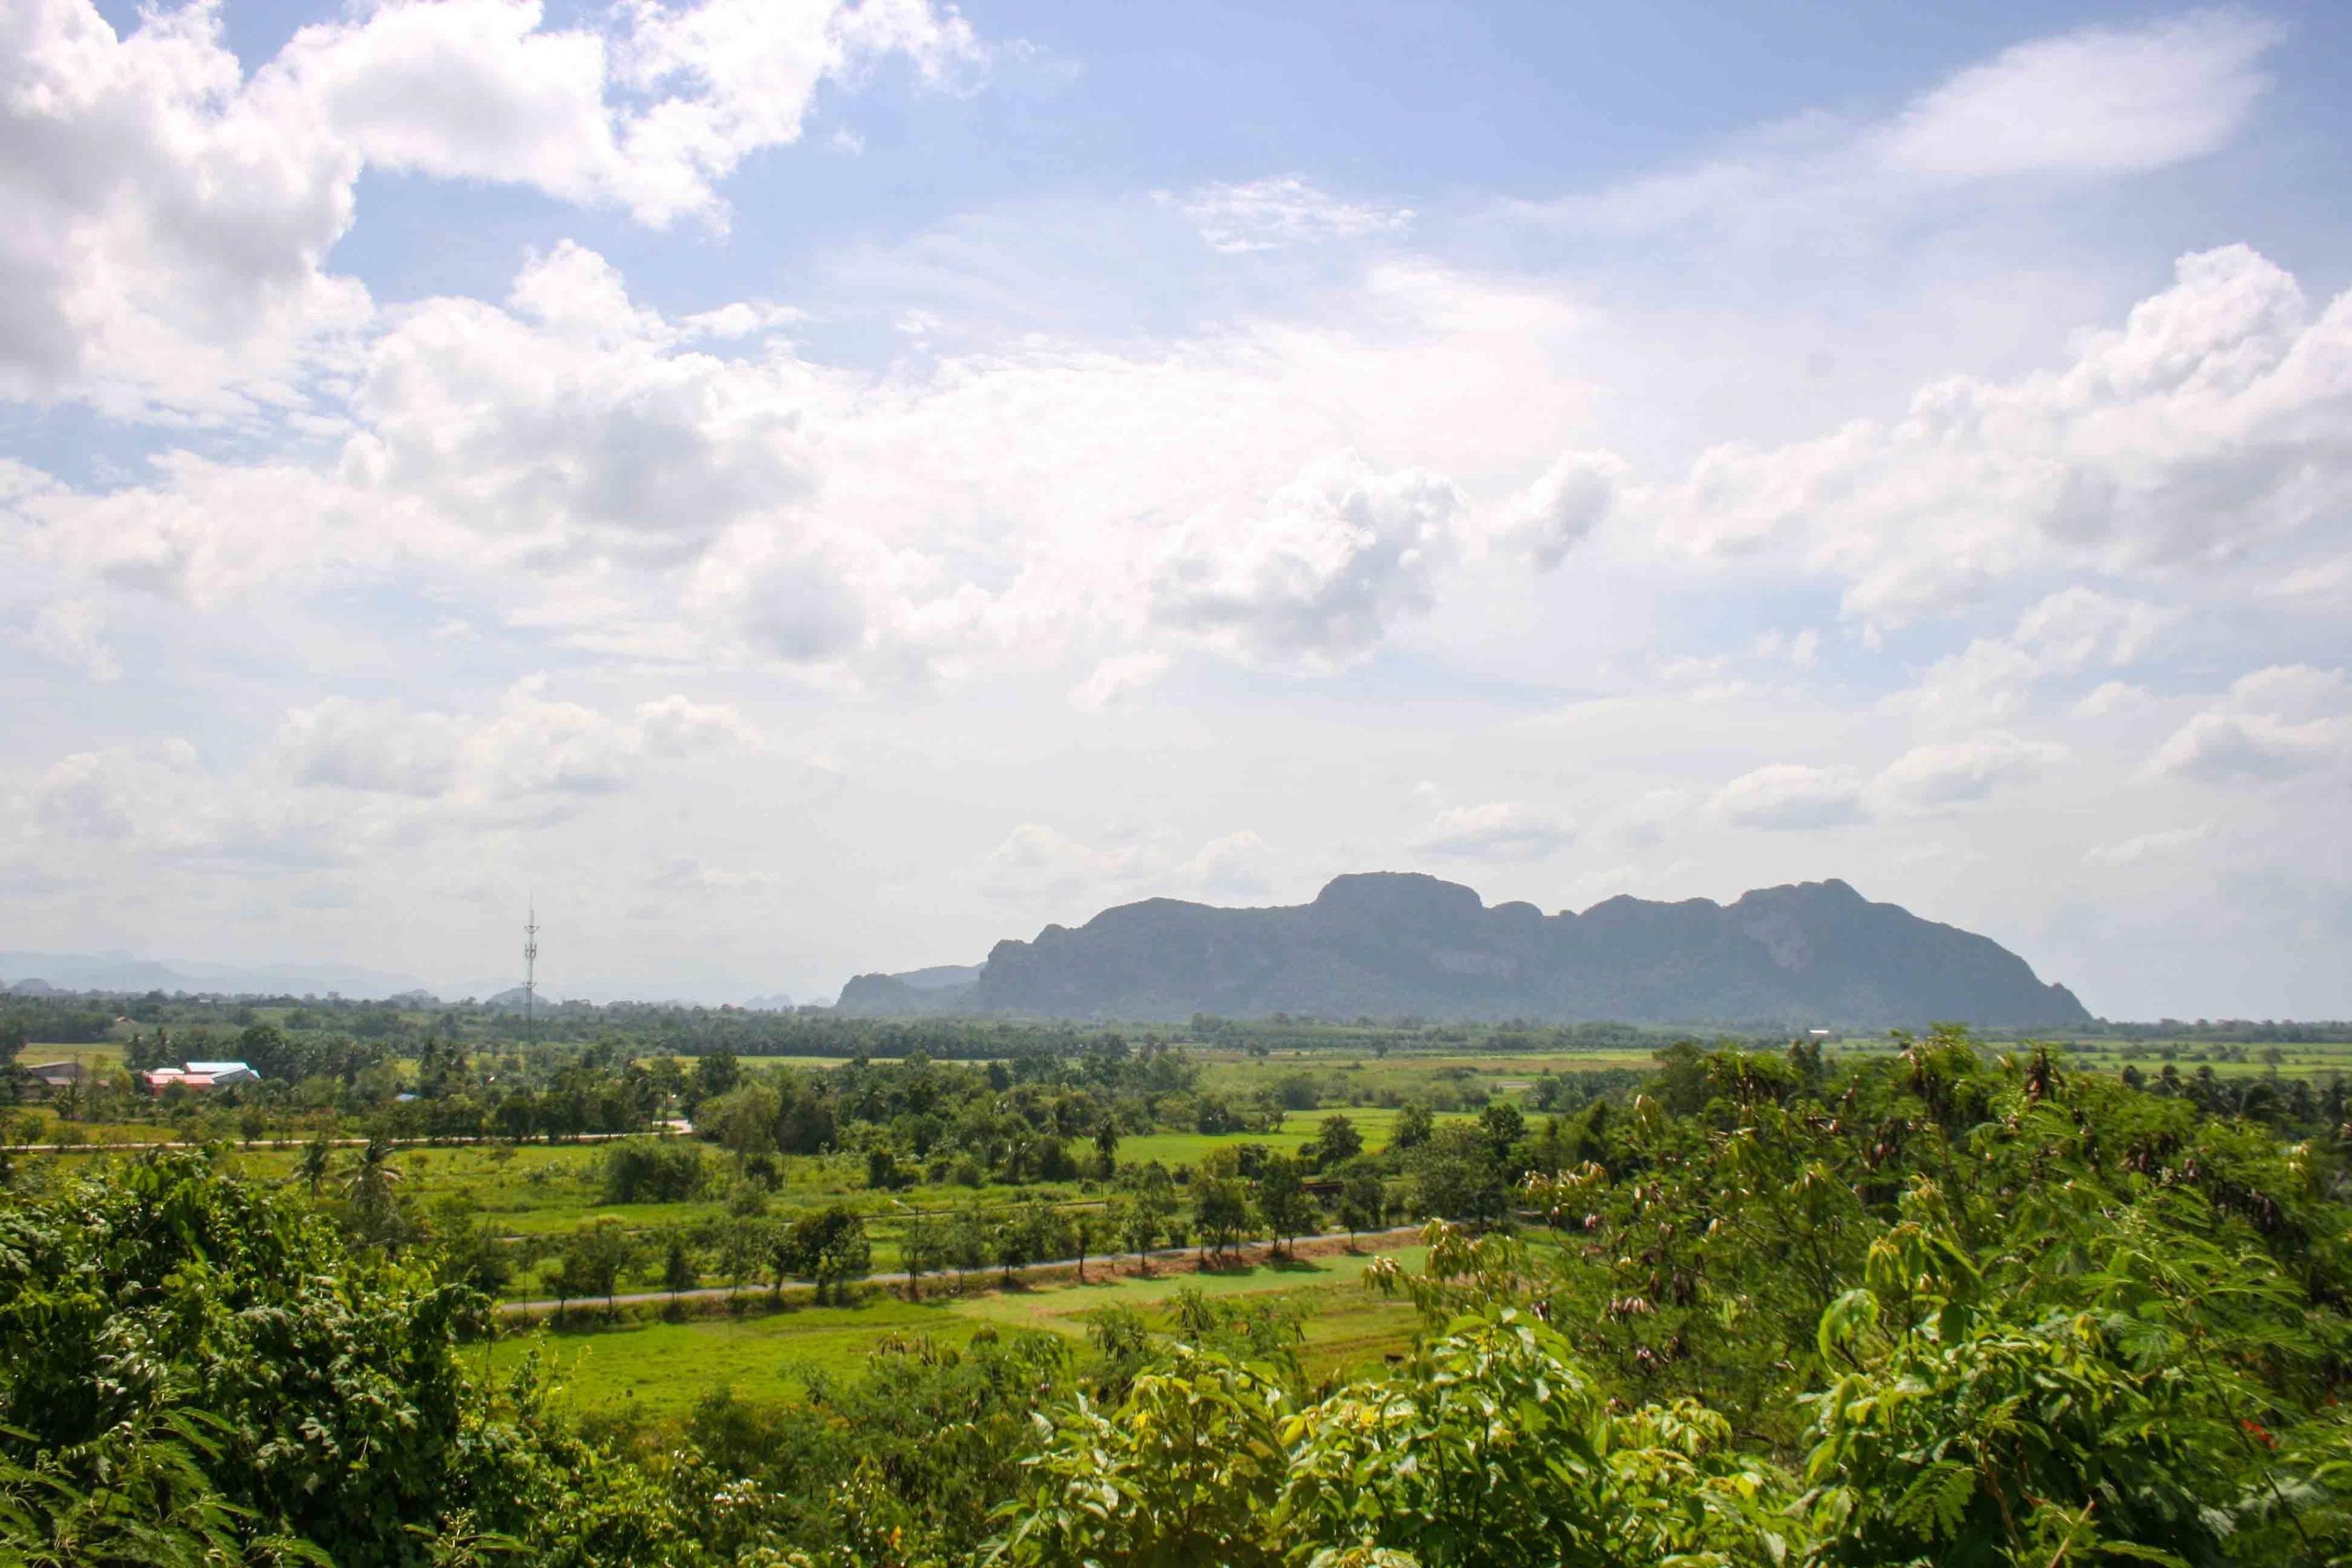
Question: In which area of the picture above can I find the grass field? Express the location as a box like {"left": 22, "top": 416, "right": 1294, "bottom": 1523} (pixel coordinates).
{"left": 489, "top": 1243, "right": 1426, "bottom": 1418}
{"left": 16, "top": 1042, "right": 126, "bottom": 1069}
{"left": 1113, "top": 1104, "right": 1462, "bottom": 1166}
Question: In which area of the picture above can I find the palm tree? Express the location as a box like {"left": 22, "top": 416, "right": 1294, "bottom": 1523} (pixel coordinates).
{"left": 298, "top": 1133, "right": 334, "bottom": 1196}
{"left": 342, "top": 1134, "right": 405, "bottom": 1250}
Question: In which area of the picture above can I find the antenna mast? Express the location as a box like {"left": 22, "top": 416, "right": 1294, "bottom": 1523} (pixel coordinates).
{"left": 524, "top": 901, "right": 539, "bottom": 1049}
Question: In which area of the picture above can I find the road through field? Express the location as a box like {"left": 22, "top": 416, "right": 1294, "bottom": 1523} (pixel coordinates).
{"left": 498, "top": 1225, "right": 1427, "bottom": 1318}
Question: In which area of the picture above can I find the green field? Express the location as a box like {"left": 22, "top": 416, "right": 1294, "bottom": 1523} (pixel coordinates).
{"left": 16, "top": 1042, "right": 126, "bottom": 1069}
{"left": 490, "top": 1243, "right": 1426, "bottom": 1418}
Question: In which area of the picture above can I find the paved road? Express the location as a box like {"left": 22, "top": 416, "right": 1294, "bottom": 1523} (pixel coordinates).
{"left": 498, "top": 1226, "right": 1426, "bottom": 1317}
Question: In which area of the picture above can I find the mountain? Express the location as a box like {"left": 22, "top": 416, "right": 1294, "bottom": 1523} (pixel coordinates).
{"left": 0, "top": 950, "right": 430, "bottom": 999}
{"left": 836, "top": 874, "right": 2090, "bottom": 1029}
{"left": 834, "top": 963, "right": 984, "bottom": 1015}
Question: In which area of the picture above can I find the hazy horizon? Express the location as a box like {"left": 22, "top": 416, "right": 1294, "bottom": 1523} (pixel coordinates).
{"left": 6, "top": 2, "right": 2349, "bottom": 1018}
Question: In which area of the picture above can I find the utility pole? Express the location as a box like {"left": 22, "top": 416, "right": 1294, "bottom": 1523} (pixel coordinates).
{"left": 524, "top": 901, "right": 539, "bottom": 1050}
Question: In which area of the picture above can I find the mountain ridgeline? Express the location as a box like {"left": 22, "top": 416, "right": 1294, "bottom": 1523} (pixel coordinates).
{"left": 839, "top": 873, "right": 2091, "bottom": 1028}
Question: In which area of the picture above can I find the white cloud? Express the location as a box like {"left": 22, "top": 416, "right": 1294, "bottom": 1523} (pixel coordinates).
{"left": 1071, "top": 650, "right": 1170, "bottom": 711}
{"left": 16, "top": 598, "right": 121, "bottom": 682}
{"left": 1486, "top": 449, "right": 1622, "bottom": 571}
{"left": 1873, "top": 733, "right": 2066, "bottom": 812}
{"left": 12, "top": 242, "right": 1604, "bottom": 686}
{"left": 0, "top": 0, "right": 368, "bottom": 413}
{"left": 1166, "top": 176, "right": 1412, "bottom": 254}
{"left": 1649, "top": 246, "right": 2352, "bottom": 630}
{"left": 2074, "top": 680, "right": 2156, "bottom": 718}
{"left": 1410, "top": 801, "right": 1574, "bottom": 862}
{"left": 351, "top": 246, "right": 822, "bottom": 570}
{"left": 1708, "top": 764, "right": 1866, "bottom": 830}
{"left": 274, "top": 698, "right": 466, "bottom": 798}
{"left": 29, "top": 751, "right": 139, "bottom": 842}
{"left": 272, "top": 682, "right": 756, "bottom": 805}
{"left": 2270, "top": 557, "right": 2351, "bottom": 602}
{"left": 2085, "top": 822, "right": 2212, "bottom": 866}
{"left": 1749, "top": 627, "right": 1822, "bottom": 669}
{"left": 1870, "top": 11, "right": 2276, "bottom": 180}
{"left": 1182, "top": 830, "right": 1275, "bottom": 898}
{"left": 2150, "top": 665, "right": 2352, "bottom": 782}
{"left": 0, "top": 0, "right": 982, "bottom": 412}
{"left": 634, "top": 694, "right": 760, "bottom": 754}
{"left": 649, "top": 856, "right": 775, "bottom": 892}
{"left": 977, "top": 822, "right": 1138, "bottom": 903}
{"left": 2013, "top": 586, "right": 2173, "bottom": 670}
{"left": 11, "top": 738, "right": 356, "bottom": 869}
{"left": 614, "top": 0, "right": 985, "bottom": 226}
{"left": 976, "top": 822, "right": 1286, "bottom": 908}
{"left": 8, "top": 450, "right": 417, "bottom": 606}
{"left": 1892, "top": 587, "right": 2174, "bottom": 730}
{"left": 1150, "top": 454, "right": 1462, "bottom": 670}
{"left": 1550, "top": 11, "right": 2278, "bottom": 243}
{"left": 1595, "top": 788, "right": 1698, "bottom": 848}
{"left": 278, "top": 0, "right": 987, "bottom": 229}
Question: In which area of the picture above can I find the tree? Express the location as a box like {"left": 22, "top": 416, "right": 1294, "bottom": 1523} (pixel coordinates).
{"left": 866, "top": 1145, "right": 911, "bottom": 1190}
{"left": 0, "top": 1152, "right": 708, "bottom": 1565}
{"left": 0, "top": 1016, "right": 22, "bottom": 1098}
{"left": 1093, "top": 1117, "right": 1121, "bottom": 1178}
{"left": 1478, "top": 1100, "right": 1525, "bottom": 1157}
{"left": 1192, "top": 1175, "right": 1254, "bottom": 1260}
{"left": 1391, "top": 1101, "right": 1435, "bottom": 1151}
{"left": 782, "top": 1205, "right": 871, "bottom": 1305}
{"left": 1070, "top": 1206, "right": 1104, "bottom": 1282}
{"left": 1256, "top": 1154, "right": 1315, "bottom": 1257}
{"left": 660, "top": 1229, "right": 698, "bottom": 1310}
{"left": 558, "top": 1216, "right": 639, "bottom": 1316}
{"left": 690, "top": 1048, "right": 742, "bottom": 1109}
{"left": 236, "top": 1020, "right": 294, "bottom": 1082}
{"left": 902, "top": 1210, "right": 947, "bottom": 1300}
{"left": 718, "top": 1212, "right": 767, "bottom": 1298}
{"left": 1336, "top": 1165, "right": 1386, "bottom": 1246}
{"left": 702, "top": 1082, "right": 781, "bottom": 1163}
{"left": 1123, "top": 1182, "right": 1170, "bottom": 1271}
{"left": 298, "top": 1130, "right": 334, "bottom": 1195}
{"left": 1410, "top": 1122, "right": 1510, "bottom": 1226}
{"left": 993, "top": 1198, "right": 1067, "bottom": 1286}
{"left": 994, "top": 1206, "right": 1036, "bottom": 1283}
{"left": 1311, "top": 1111, "right": 1362, "bottom": 1167}
{"left": 341, "top": 1132, "right": 409, "bottom": 1251}
{"left": 950, "top": 1201, "right": 991, "bottom": 1290}
{"left": 433, "top": 1200, "right": 511, "bottom": 1298}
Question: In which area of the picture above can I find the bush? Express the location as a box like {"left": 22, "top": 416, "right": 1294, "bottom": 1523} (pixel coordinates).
{"left": 598, "top": 1138, "right": 708, "bottom": 1204}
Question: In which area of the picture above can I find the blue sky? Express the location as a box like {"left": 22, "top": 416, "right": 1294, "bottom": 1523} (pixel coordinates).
{"left": 2, "top": 1, "right": 2348, "bottom": 1014}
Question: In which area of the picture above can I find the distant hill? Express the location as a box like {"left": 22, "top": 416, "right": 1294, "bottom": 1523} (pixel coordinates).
{"left": 835, "top": 874, "right": 2090, "bottom": 1029}
{"left": 0, "top": 950, "right": 430, "bottom": 999}
{"left": 835, "top": 964, "right": 983, "bottom": 1016}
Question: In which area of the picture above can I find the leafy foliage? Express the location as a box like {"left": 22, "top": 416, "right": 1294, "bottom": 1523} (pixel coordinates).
{"left": 7, "top": 1027, "right": 2351, "bottom": 1566}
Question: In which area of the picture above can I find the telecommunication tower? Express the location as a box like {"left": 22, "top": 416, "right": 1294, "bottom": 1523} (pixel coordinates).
{"left": 524, "top": 902, "right": 540, "bottom": 1049}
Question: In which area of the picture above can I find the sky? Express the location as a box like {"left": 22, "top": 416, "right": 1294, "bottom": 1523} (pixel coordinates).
{"left": 2, "top": 1, "right": 2349, "bottom": 1014}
